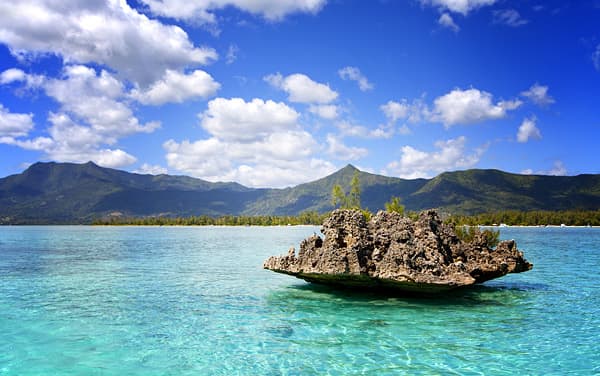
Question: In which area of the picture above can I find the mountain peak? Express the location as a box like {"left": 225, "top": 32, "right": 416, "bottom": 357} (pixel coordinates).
{"left": 342, "top": 164, "right": 359, "bottom": 172}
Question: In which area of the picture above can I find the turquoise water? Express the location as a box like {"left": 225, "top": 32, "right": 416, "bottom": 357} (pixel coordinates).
{"left": 1, "top": 226, "right": 599, "bottom": 375}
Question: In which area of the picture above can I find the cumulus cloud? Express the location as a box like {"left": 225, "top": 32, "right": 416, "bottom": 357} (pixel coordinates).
{"left": 385, "top": 136, "right": 485, "bottom": 179}
{"left": 0, "top": 0, "right": 217, "bottom": 86}
{"left": 135, "top": 163, "right": 168, "bottom": 175}
{"left": 141, "top": 0, "right": 327, "bottom": 23}
{"left": 547, "top": 160, "right": 567, "bottom": 176}
{"left": 165, "top": 97, "right": 335, "bottom": 187}
{"left": 520, "top": 83, "right": 554, "bottom": 106}
{"left": 0, "top": 104, "right": 35, "bottom": 138}
{"left": 380, "top": 98, "right": 429, "bottom": 125}
{"left": 326, "top": 134, "right": 369, "bottom": 160}
{"left": 336, "top": 121, "right": 394, "bottom": 139}
{"left": 0, "top": 69, "right": 26, "bottom": 84}
{"left": 131, "top": 69, "right": 220, "bottom": 105}
{"left": 309, "top": 104, "right": 339, "bottom": 119}
{"left": 438, "top": 13, "right": 460, "bottom": 32}
{"left": 421, "top": 0, "right": 497, "bottom": 15}
{"left": 381, "top": 88, "right": 521, "bottom": 128}
{"left": 338, "top": 66, "right": 374, "bottom": 91}
{"left": 164, "top": 135, "right": 336, "bottom": 188}
{"left": 516, "top": 117, "right": 541, "bottom": 143}
{"left": 199, "top": 97, "right": 299, "bottom": 142}
{"left": 0, "top": 68, "right": 46, "bottom": 91}
{"left": 521, "top": 161, "right": 568, "bottom": 176}
{"left": 43, "top": 65, "right": 160, "bottom": 140}
{"left": 0, "top": 65, "right": 161, "bottom": 168}
{"left": 264, "top": 73, "right": 338, "bottom": 104}
{"left": 493, "top": 9, "right": 528, "bottom": 27}
{"left": 431, "top": 88, "right": 522, "bottom": 127}
{"left": 5, "top": 112, "right": 137, "bottom": 168}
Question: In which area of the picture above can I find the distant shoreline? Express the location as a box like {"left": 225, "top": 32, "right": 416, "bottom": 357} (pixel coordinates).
{"left": 480, "top": 224, "right": 595, "bottom": 228}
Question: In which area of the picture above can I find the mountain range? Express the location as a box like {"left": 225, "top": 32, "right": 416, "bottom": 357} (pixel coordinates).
{"left": 1, "top": 161, "right": 599, "bottom": 224}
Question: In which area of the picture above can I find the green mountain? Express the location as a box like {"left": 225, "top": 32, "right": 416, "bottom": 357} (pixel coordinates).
{"left": 245, "top": 164, "right": 427, "bottom": 215}
{"left": 1, "top": 162, "right": 599, "bottom": 224}
{"left": 0, "top": 161, "right": 263, "bottom": 224}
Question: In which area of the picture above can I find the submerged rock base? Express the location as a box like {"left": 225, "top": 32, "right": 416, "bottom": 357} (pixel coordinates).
{"left": 264, "top": 210, "right": 532, "bottom": 294}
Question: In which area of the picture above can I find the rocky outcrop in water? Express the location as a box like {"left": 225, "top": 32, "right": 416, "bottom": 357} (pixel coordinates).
{"left": 263, "top": 209, "right": 532, "bottom": 293}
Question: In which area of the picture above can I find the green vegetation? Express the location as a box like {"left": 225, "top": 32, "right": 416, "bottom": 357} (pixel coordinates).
{"left": 384, "top": 196, "right": 405, "bottom": 215}
{"left": 454, "top": 225, "right": 500, "bottom": 248}
{"left": 449, "top": 210, "right": 600, "bottom": 226}
{"left": 331, "top": 170, "right": 362, "bottom": 210}
{"left": 93, "top": 211, "right": 327, "bottom": 226}
{"left": 330, "top": 170, "right": 373, "bottom": 221}
{"left": 348, "top": 171, "right": 361, "bottom": 209}
{"left": 331, "top": 184, "right": 345, "bottom": 208}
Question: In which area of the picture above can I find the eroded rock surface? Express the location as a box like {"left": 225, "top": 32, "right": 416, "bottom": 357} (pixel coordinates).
{"left": 264, "top": 209, "right": 532, "bottom": 293}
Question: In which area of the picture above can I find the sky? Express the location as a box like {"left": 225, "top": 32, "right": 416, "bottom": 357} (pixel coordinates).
{"left": 0, "top": 0, "right": 599, "bottom": 188}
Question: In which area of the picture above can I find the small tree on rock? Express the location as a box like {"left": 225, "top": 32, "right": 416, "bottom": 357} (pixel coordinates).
{"left": 347, "top": 171, "right": 361, "bottom": 210}
{"left": 331, "top": 171, "right": 362, "bottom": 210}
{"left": 331, "top": 184, "right": 346, "bottom": 208}
{"left": 385, "top": 196, "right": 405, "bottom": 215}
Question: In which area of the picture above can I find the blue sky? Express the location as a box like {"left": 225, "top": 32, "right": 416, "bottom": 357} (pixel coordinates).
{"left": 0, "top": 0, "right": 599, "bottom": 187}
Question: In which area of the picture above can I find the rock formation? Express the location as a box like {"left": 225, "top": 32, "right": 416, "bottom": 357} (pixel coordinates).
{"left": 264, "top": 209, "right": 532, "bottom": 293}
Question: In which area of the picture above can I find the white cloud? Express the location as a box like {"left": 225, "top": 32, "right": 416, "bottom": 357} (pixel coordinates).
{"left": 338, "top": 66, "right": 374, "bottom": 91}
{"left": 594, "top": 44, "right": 600, "bottom": 71}
{"left": 135, "top": 163, "right": 168, "bottom": 175}
{"left": 165, "top": 96, "right": 336, "bottom": 187}
{"left": 438, "top": 13, "right": 460, "bottom": 32}
{"left": 493, "top": 9, "right": 528, "bottom": 27}
{"left": 0, "top": 68, "right": 26, "bottom": 84}
{"left": 336, "top": 121, "right": 394, "bottom": 139}
{"left": 141, "top": 0, "right": 327, "bottom": 23}
{"left": 326, "top": 134, "right": 369, "bottom": 161}
{"left": 264, "top": 73, "right": 338, "bottom": 104}
{"left": 421, "top": 0, "right": 497, "bottom": 15}
{"left": 0, "top": 68, "right": 45, "bottom": 88}
{"left": 431, "top": 88, "right": 522, "bottom": 127}
{"left": 0, "top": 65, "right": 161, "bottom": 168}
{"left": 44, "top": 65, "right": 160, "bottom": 140}
{"left": 0, "top": 104, "right": 34, "bottom": 138}
{"left": 0, "top": 0, "right": 217, "bottom": 86}
{"left": 521, "top": 161, "right": 568, "bottom": 176}
{"left": 164, "top": 134, "right": 335, "bottom": 188}
{"left": 5, "top": 112, "right": 137, "bottom": 168}
{"left": 226, "top": 44, "right": 239, "bottom": 64}
{"left": 130, "top": 69, "right": 220, "bottom": 105}
{"left": 521, "top": 83, "right": 554, "bottom": 106}
{"left": 309, "top": 104, "right": 339, "bottom": 119}
{"left": 380, "top": 98, "right": 429, "bottom": 125}
{"left": 385, "top": 136, "right": 485, "bottom": 179}
{"left": 548, "top": 160, "right": 567, "bottom": 176}
{"left": 517, "top": 117, "right": 541, "bottom": 143}
{"left": 200, "top": 97, "right": 299, "bottom": 142}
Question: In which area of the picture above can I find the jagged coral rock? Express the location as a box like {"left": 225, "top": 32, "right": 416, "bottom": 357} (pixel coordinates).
{"left": 264, "top": 209, "right": 532, "bottom": 293}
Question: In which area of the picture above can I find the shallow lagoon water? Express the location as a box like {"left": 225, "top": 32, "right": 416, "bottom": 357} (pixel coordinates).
{"left": 1, "top": 226, "right": 599, "bottom": 375}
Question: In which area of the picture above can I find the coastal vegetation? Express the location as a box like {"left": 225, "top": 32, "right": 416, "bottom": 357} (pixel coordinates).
{"left": 92, "top": 209, "right": 600, "bottom": 227}
{"left": 92, "top": 211, "right": 327, "bottom": 226}
{"left": 448, "top": 209, "right": 600, "bottom": 227}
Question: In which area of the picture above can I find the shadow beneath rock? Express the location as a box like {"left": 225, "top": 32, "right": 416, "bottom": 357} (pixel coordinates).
{"left": 267, "top": 280, "right": 548, "bottom": 308}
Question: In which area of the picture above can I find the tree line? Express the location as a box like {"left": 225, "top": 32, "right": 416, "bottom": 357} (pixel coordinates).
{"left": 448, "top": 209, "right": 600, "bottom": 227}
{"left": 92, "top": 211, "right": 327, "bottom": 226}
